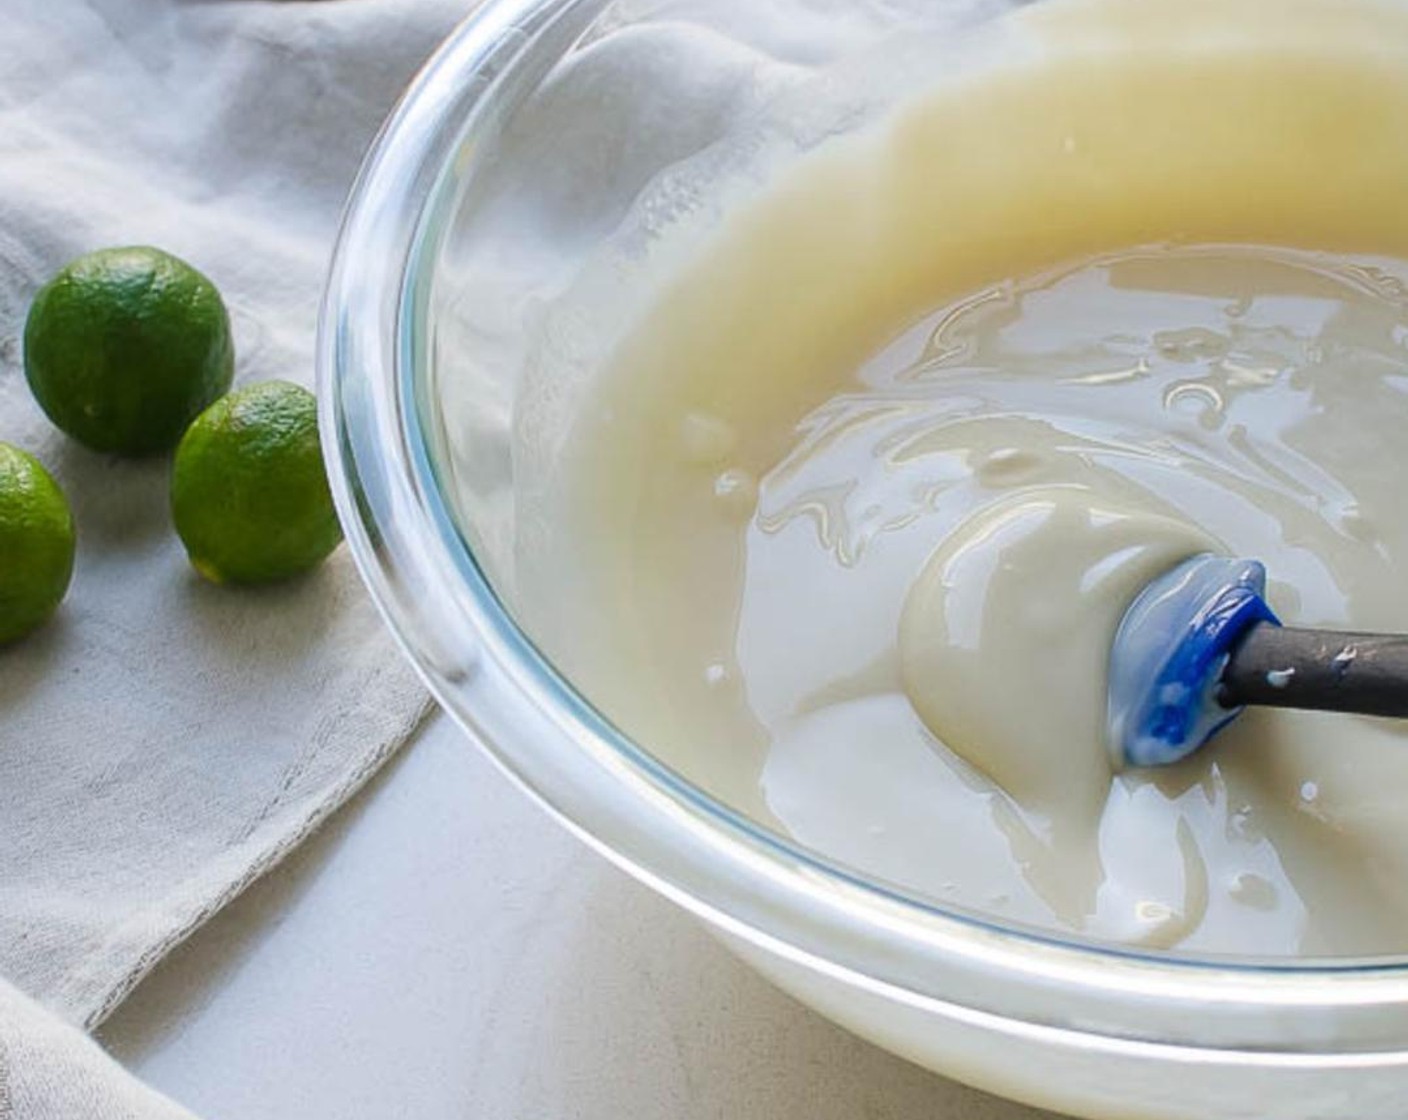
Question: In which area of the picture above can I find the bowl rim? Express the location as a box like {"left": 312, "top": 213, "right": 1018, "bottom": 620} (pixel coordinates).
{"left": 318, "top": 0, "right": 1408, "bottom": 1055}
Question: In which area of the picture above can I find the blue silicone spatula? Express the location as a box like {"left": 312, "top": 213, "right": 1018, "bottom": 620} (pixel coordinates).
{"left": 1107, "top": 555, "right": 1408, "bottom": 769}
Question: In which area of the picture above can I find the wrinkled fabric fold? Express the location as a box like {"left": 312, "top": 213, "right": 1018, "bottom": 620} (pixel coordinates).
{"left": 0, "top": 0, "right": 471, "bottom": 1063}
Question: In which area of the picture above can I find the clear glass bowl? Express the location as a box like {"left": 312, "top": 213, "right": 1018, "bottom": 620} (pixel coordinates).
{"left": 318, "top": 3, "right": 1408, "bottom": 1116}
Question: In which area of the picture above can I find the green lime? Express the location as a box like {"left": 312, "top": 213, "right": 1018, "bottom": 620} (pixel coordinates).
{"left": 0, "top": 443, "right": 76, "bottom": 645}
{"left": 171, "top": 381, "right": 342, "bottom": 585}
{"left": 24, "top": 246, "right": 234, "bottom": 456}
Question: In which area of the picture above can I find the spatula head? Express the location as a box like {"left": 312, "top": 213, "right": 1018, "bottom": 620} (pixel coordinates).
{"left": 1107, "top": 554, "right": 1279, "bottom": 770}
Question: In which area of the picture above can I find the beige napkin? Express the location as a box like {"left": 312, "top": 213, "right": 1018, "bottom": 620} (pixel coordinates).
{"left": 0, "top": 978, "right": 194, "bottom": 1120}
{"left": 1, "top": 0, "right": 470, "bottom": 1060}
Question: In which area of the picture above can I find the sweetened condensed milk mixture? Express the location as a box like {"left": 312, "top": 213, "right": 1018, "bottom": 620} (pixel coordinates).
{"left": 520, "top": 0, "right": 1408, "bottom": 956}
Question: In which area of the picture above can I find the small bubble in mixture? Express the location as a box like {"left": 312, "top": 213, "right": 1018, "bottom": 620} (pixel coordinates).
{"left": 1300, "top": 781, "right": 1320, "bottom": 804}
{"left": 680, "top": 412, "right": 739, "bottom": 466}
{"left": 713, "top": 468, "right": 759, "bottom": 517}
{"left": 704, "top": 663, "right": 729, "bottom": 687}
{"left": 1163, "top": 381, "right": 1225, "bottom": 426}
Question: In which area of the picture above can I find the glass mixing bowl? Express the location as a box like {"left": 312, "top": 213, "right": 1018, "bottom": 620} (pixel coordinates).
{"left": 319, "top": 2, "right": 1408, "bottom": 1116}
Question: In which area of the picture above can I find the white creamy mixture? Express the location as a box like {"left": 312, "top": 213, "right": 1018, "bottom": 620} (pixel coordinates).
{"left": 522, "top": 0, "right": 1408, "bottom": 955}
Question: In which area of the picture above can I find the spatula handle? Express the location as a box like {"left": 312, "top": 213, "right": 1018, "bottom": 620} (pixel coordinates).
{"left": 1219, "top": 625, "right": 1408, "bottom": 718}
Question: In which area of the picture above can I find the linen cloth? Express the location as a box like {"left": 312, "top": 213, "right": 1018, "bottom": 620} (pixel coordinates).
{"left": 0, "top": 0, "right": 477, "bottom": 1101}
{"left": 0, "top": 978, "right": 194, "bottom": 1120}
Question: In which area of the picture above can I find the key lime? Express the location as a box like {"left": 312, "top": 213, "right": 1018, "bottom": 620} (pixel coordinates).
{"left": 0, "top": 444, "right": 76, "bottom": 645}
{"left": 171, "top": 381, "right": 342, "bottom": 585}
{"left": 24, "top": 246, "right": 234, "bottom": 456}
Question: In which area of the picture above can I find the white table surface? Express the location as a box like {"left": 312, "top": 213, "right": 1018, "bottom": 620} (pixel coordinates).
{"left": 98, "top": 710, "right": 1059, "bottom": 1120}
